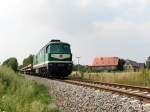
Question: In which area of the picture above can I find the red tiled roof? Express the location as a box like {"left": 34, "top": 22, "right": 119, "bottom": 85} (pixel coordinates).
{"left": 92, "top": 57, "right": 119, "bottom": 66}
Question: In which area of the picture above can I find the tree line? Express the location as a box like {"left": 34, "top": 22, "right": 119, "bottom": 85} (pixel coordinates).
{"left": 73, "top": 58, "right": 150, "bottom": 72}
{"left": 1, "top": 55, "right": 33, "bottom": 72}
{"left": 1, "top": 55, "right": 150, "bottom": 72}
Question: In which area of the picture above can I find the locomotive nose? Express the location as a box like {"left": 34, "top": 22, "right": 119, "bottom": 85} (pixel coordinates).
{"left": 48, "top": 62, "right": 73, "bottom": 77}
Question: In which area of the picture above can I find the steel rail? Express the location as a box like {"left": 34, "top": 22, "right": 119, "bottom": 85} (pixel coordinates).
{"left": 63, "top": 80, "right": 150, "bottom": 102}
{"left": 72, "top": 79, "right": 150, "bottom": 92}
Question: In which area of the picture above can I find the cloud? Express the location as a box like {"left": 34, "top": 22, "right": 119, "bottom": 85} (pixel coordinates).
{"left": 0, "top": 0, "right": 150, "bottom": 65}
{"left": 78, "top": 0, "right": 91, "bottom": 8}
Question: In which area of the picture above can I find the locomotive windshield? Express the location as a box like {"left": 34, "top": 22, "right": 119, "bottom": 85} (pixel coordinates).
{"left": 48, "top": 44, "right": 71, "bottom": 53}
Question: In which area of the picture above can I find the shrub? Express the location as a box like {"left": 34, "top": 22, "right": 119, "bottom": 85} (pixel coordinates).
{"left": 0, "top": 66, "right": 58, "bottom": 112}
{"left": 2, "top": 57, "right": 18, "bottom": 72}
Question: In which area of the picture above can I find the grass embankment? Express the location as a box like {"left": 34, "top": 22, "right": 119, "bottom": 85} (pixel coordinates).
{"left": 70, "top": 70, "right": 150, "bottom": 87}
{"left": 0, "top": 66, "right": 59, "bottom": 112}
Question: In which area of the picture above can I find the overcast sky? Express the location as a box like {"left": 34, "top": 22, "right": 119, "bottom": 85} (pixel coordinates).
{"left": 0, "top": 0, "right": 150, "bottom": 65}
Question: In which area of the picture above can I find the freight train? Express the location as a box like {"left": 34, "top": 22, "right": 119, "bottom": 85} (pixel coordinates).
{"left": 22, "top": 40, "right": 73, "bottom": 78}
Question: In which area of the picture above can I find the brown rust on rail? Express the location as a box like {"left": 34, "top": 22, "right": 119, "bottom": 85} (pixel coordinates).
{"left": 63, "top": 80, "right": 150, "bottom": 102}
{"left": 72, "top": 79, "right": 150, "bottom": 92}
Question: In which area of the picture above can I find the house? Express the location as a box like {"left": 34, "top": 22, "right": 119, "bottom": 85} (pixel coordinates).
{"left": 90, "top": 57, "right": 119, "bottom": 71}
{"left": 124, "top": 60, "right": 145, "bottom": 72}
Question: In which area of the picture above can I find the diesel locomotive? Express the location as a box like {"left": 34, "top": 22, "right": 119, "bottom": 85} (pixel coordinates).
{"left": 22, "top": 40, "right": 73, "bottom": 78}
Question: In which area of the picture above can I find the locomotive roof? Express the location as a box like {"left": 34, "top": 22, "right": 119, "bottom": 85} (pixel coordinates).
{"left": 36, "top": 40, "right": 70, "bottom": 55}
{"left": 45, "top": 40, "right": 69, "bottom": 47}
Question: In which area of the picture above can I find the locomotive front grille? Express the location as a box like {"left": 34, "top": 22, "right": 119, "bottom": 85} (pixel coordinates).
{"left": 48, "top": 62, "right": 73, "bottom": 76}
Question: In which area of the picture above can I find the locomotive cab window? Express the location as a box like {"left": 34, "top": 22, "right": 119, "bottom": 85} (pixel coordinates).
{"left": 46, "top": 46, "right": 49, "bottom": 53}
{"left": 48, "top": 44, "right": 71, "bottom": 53}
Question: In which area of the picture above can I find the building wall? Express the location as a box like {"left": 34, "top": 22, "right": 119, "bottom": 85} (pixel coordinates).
{"left": 124, "top": 61, "right": 145, "bottom": 72}
{"left": 91, "top": 66, "right": 117, "bottom": 71}
{"left": 124, "top": 64, "right": 141, "bottom": 72}
{"left": 124, "top": 64, "right": 134, "bottom": 71}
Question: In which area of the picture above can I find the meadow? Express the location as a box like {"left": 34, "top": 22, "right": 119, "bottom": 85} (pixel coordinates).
{"left": 0, "top": 66, "right": 59, "bottom": 112}
{"left": 70, "top": 69, "right": 150, "bottom": 87}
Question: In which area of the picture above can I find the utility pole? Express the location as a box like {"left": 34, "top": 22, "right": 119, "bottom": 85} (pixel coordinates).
{"left": 76, "top": 57, "right": 80, "bottom": 72}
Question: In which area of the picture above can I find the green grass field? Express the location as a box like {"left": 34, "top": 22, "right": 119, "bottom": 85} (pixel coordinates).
{"left": 0, "top": 66, "right": 59, "bottom": 112}
{"left": 70, "top": 69, "right": 150, "bottom": 87}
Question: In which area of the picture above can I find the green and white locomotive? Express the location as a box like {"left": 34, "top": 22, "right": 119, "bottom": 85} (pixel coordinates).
{"left": 32, "top": 40, "right": 73, "bottom": 78}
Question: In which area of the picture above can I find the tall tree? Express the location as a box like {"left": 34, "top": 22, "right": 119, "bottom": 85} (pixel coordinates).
{"left": 146, "top": 56, "right": 150, "bottom": 68}
{"left": 2, "top": 57, "right": 18, "bottom": 71}
{"left": 23, "top": 55, "right": 33, "bottom": 67}
{"left": 117, "top": 59, "right": 125, "bottom": 71}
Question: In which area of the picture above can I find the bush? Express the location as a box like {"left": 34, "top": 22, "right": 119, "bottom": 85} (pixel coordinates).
{"left": 0, "top": 66, "right": 59, "bottom": 112}
{"left": 2, "top": 57, "right": 18, "bottom": 72}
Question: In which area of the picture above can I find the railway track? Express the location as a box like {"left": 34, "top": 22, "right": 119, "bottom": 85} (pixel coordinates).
{"left": 63, "top": 79, "right": 150, "bottom": 102}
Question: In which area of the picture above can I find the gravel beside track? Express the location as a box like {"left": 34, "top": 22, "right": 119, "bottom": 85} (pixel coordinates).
{"left": 26, "top": 75, "right": 150, "bottom": 112}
